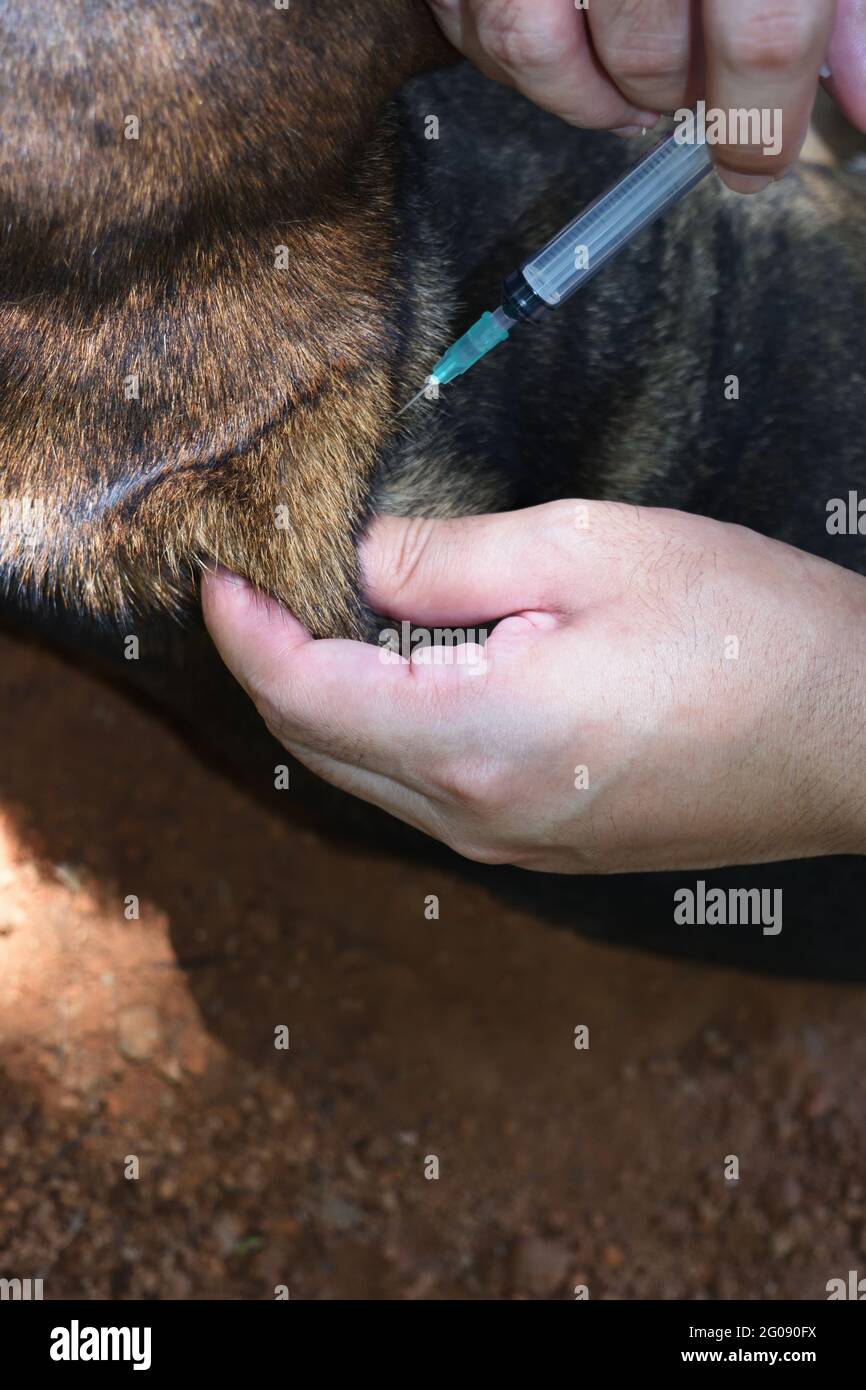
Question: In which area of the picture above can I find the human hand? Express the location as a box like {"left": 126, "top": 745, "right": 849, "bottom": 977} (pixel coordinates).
{"left": 202, "top": 501, "right": 866, "bottom": 874}
{"left": 425, "top": 0, "right": 866, "bottom": 192}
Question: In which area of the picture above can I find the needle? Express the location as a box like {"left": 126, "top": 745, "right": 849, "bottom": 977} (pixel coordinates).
{"left": 391, "top": 377, "right": 437, "bottom": 421}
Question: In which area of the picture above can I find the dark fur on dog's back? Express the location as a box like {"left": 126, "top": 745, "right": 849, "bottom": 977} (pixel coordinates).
{"left": 380, "top": 66, "right": 866, "bottom": 580}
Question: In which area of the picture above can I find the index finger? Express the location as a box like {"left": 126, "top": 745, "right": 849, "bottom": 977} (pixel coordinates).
{"left": 427, "top": 0, "right": 658, "bottom": 130}
{"left": 703, "top": 0, "right": 835, "bottom": 191}
{"left": 200, "top": 566, "right": 490, "bottom": 779}
{"left": 825, "top": 0, "right": 866, "bottom": 132}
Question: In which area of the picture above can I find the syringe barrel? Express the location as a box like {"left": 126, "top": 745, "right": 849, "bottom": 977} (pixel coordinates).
{"left": 521, "top": 133, "right": 712, "bottom": 308}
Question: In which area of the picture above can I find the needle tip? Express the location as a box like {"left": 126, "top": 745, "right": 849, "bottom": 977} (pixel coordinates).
{"left": 392, "top": 380, "right": 434, "bottom": 420}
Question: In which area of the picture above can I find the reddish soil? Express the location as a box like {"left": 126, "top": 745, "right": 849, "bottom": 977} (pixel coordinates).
{"left": 1, "top": 625, "right": 865, "bottom": 1300}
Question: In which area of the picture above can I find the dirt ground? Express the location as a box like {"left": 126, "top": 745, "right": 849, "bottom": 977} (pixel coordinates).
{"left": 1, "top": 624, "right": 865, "bottom": 1302}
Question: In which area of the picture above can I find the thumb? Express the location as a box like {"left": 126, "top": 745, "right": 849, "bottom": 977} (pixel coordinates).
{"left": 360, "top": 504, "right": 591, "bottom": 625}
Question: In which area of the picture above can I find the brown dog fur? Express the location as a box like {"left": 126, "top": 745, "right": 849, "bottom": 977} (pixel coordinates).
{"left": 0, "top": 0, "right": 450, "bottom": 633}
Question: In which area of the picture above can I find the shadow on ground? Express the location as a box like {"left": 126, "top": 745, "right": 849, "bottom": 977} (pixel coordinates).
{"left": 1, "top": 622, "right": 865, "bottom": 1299}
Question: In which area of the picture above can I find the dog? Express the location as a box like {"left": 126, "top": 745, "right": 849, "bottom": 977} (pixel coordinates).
{"left": 2, "top": 0, "right": 866, "bottom": 976}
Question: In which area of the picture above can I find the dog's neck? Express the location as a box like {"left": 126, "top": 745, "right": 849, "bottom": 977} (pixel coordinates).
{"left": 0, "top": 0, "right": 451, "bottom": 632}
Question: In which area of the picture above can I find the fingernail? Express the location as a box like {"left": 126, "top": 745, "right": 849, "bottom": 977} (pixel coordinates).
{"left": 612, "top": 112, "right": 660, "bottom": 138}
{"left": 719, "top": 170, "right": 774, "bottom": 195}
{"left": 213, "top": 564, "right": 249, "bottom": 589}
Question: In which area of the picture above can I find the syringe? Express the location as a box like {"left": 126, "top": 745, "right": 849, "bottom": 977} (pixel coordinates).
{"left": 429, "top": 131, "right": 713, "bottom": 389}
